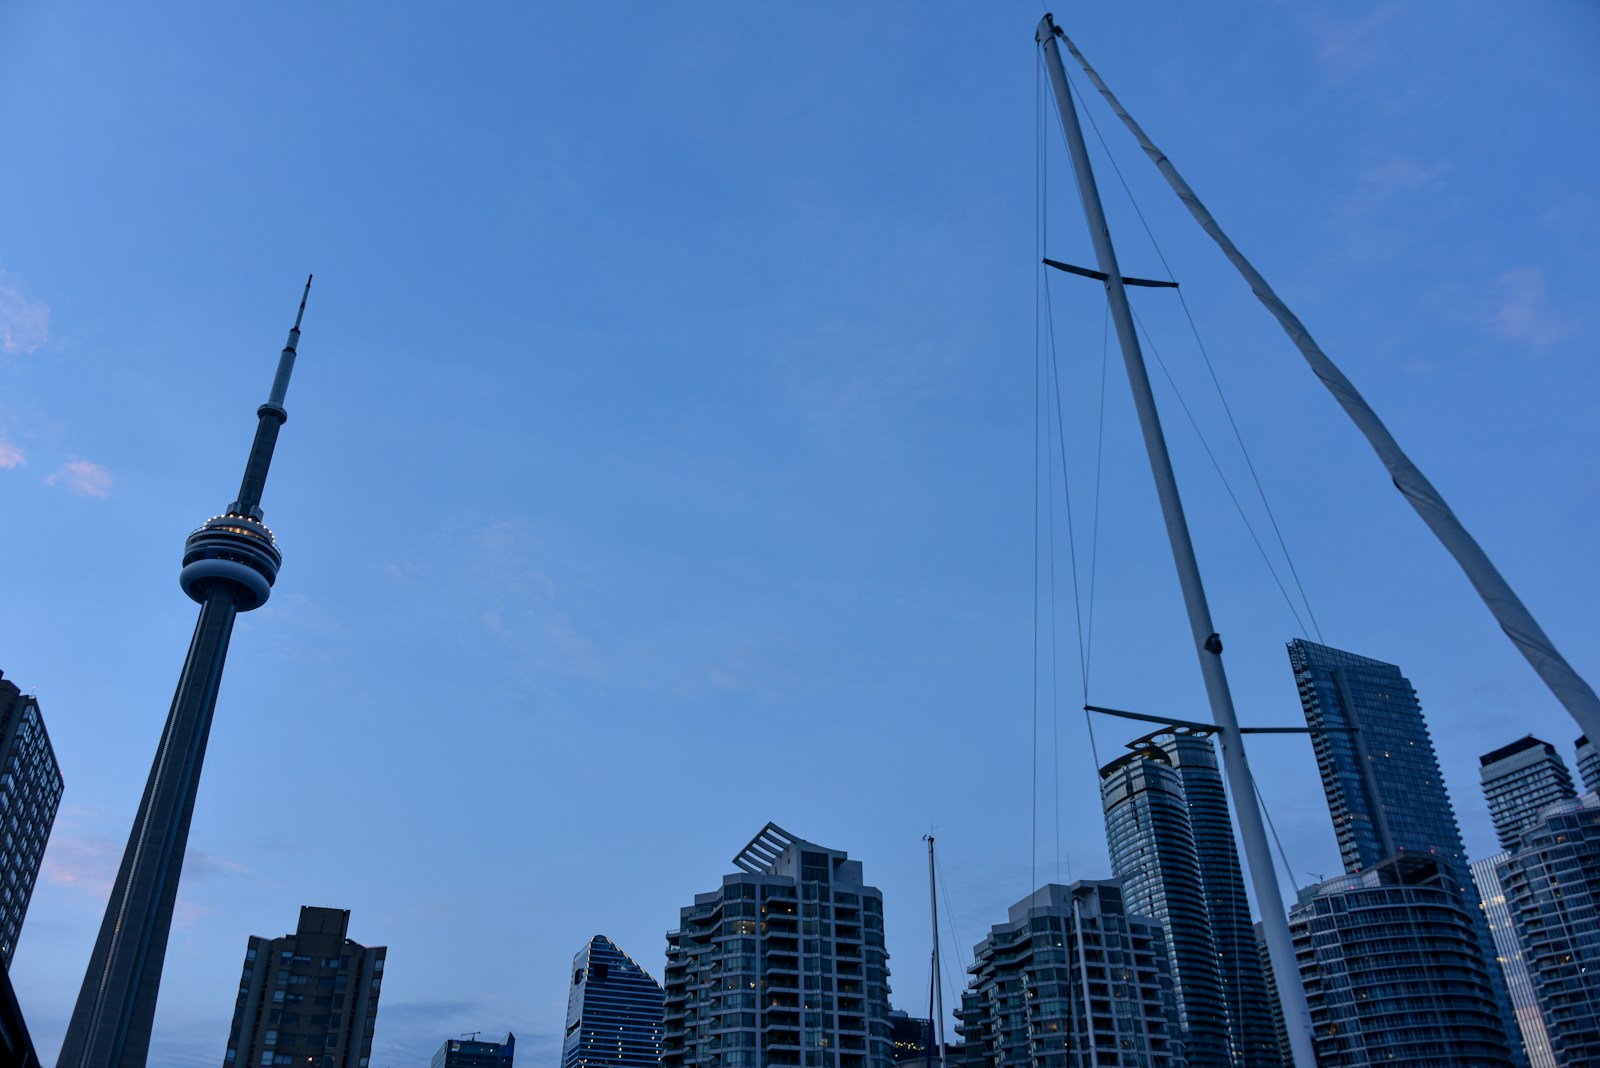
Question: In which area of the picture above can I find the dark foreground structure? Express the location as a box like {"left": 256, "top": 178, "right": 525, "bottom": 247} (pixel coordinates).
{"left": 57, "top": 281, "right": 314, "bottom": 1068}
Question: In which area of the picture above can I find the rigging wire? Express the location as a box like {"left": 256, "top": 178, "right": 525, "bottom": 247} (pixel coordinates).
{"left": 1056, "top": 65, "right": 1325, "bottom": 642}
{"left": 1129, "top": 306, "right": 1314, "bottom": 636}
{"left": 1251, "top": 774, "right": 1302, "bottom": 893}
{"left": 1040, "top": 52, "right": 1102, "bottom": 785}
{"left": 1083, "top": 299, "right": 1111, "bottom": 700}
{"left": 1031, "top": 55, "right": 1044, "bottom": 899}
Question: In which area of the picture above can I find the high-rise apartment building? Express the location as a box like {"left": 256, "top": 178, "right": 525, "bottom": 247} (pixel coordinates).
{"left": 1288, "top": 857, "right": 1516, "bottom": 1067}
{"left": 433, "top": 1033, "right": 515, "bottom": 1068}
{"left": 562, "top": 935, "right": 663, "bottom": 1068}
{"left": 0, "top": 670, "right": 63, "bottom": 967}
{"left": 1287, "top": 640, "right": 1467, "bottom": 874}
{"left": 226, "top": 906, "right": 386, "bottom": 1068}
{"left": 955, "top": 882, "right": 1179, "bottom": 1068}
{"left": 1286, "top": 640, "right": 1518, "bottom": 1058}
{"left": 1576, "top": 735, "right": 1599, "bottom": 794}
{"left": 662, "top": 822, "right": 893, "bottom": 1068}
{"left": 1480, "top": 736, "right": 1576, "bottom": 850}
{"left": 1498, "top": 792, "right": 1600, "bottom": 1065}
{"left": 1100, "top": 729, "right": 1279, "bottom": 1068}
{"left": 1100, "top": 748, "right": 1227, "bottom": 1067}
{"left": 1473, "top": 854, "right": 1557, "bottom": 1068}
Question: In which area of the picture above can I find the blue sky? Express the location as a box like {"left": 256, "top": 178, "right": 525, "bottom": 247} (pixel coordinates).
{"left": 2, "top": 2, "right": 1597, "bottom": 1065}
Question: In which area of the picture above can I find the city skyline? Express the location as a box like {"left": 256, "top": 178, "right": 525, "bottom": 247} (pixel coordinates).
{"left": 1, "top": 3, "right": 1597, "bottom": 1066}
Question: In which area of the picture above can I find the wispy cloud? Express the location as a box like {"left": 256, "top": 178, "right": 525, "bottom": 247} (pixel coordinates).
{"left": 41, "top": 833, "right": 122, "bottom": 899}
{"left": 1316, "top": 3, "right": 1405, "bottom": 83}
{"left": 0, "top": 272, "right": 50, "bottom": 355}
{"left": 1489, "top": 267, "right": 1571, "bottom": 351}
{"left": 0, "top": 439, "right": 22, "bottom": 469}
{"left": 1348, "top": 155, "right": 1444, "bottom": 210}
{"left": 45, "top": 458, "right": 113, "bottom": 498}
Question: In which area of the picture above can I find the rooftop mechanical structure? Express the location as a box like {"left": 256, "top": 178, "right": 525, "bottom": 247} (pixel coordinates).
{"left": 57, "top": 279, "right": 315, "bottom": 1068}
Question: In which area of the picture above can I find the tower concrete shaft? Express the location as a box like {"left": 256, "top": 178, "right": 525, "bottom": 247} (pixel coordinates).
{"left": 57, "top": 279, "right": 312, "bottom": 1068}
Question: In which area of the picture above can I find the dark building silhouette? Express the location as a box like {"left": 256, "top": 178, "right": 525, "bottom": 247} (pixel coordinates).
{"left": 887, "top": 1010, "right": 931, "bottom": 1064}
{"left": 0, "top": 670, "right": 62, "bottom": 966}
{"left": 562, "top": 936, "right": 662, "bottom": 1068}
{"left": 434, "top": 1033, "right": 515, "bottom": 1068}
{"left": 60, "top": 281, "right": 316, "bottom": 1068}
{"left": 226, "top": 906, "right": 385, "bottom": 1068}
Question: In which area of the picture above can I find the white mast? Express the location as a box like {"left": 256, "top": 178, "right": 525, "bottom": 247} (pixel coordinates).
{"left": 923, "top": 834, "right": 948, "bottom": 1068}
{"left": 1035, "top": 14, "right": 1318, "bottom": 1067}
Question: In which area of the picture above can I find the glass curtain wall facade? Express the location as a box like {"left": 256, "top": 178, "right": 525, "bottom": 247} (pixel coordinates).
{"left": 1286, "top": 640, "right": 1518, "bottom": 1057}
{"left": 1499, "top": 793, "right": 1600, "bottom": 1065}
{"left": 1100, "top": 749, "right": 1228, "bottom": 1067}
{"left": 955, "top": 882, "right": 1178, "bottom": 1068}
{"left": 1473, "top": 855, "right": 1557, "bottom": 1068}
{"left": 1288, "top": 857, "right": 1516, "bottom": 1067}
{"left": 0, "top": 671, "right": 62, "bottom": 967}
{"left": 226, "top": 906, "right": 385, "bottom": 1068}
{"left": 562, "top": 935, "right": 663, "bottom": 1068}
{"left": 1138, "top": 731, "right": 1279, "bottom": 1067}
{"left": 662, "top": 823, "right": 893, "bottom": 1068}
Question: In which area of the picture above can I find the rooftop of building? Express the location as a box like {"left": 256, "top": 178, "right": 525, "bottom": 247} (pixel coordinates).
{"left": 1480, "top": 734, "right": 1558, "bottom": 768}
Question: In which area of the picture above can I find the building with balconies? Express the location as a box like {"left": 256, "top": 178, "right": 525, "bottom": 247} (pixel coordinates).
{"left": 0, "top": 670, "right": 62, "bottom": 967}
{"left": 1288, "top": 857, "right": 1515, "bottom": 1067}
{"left": 662, "top": 823, "right": 893, "bottom": 1068}
{"left": 955, "top": 881, "right": 1178, "bottom": 1068}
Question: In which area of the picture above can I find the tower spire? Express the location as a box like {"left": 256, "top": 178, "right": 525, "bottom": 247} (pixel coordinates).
{"left": 58, "top": 280, "right": 316, "bottom": 1068}
{"left": 232, "top": 273, "right": 312, "bottom": 518}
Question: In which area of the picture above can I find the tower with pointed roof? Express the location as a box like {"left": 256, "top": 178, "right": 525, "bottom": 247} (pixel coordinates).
{"left": 58, "top": 280, "right": 315, "bottom": 1068}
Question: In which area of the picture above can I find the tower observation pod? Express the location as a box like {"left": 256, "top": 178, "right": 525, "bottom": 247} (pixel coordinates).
{"left": 57, "top": 278, "right": 314, "bottom": 1068}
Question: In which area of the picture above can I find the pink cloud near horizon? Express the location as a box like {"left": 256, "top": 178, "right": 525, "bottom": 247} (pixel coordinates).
{"left": 46, "top": 458, "right": 113, "bottom": 498}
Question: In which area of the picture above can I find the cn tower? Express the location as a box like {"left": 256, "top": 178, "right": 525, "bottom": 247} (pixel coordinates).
{"left": 58, "top": 279, "right": 315, "bottom": 1068}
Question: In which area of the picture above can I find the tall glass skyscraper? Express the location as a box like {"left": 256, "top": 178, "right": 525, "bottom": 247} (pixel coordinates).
{"left": 1287, "top": 640, "right": 1466, "bottom": 874}
{"left": 1101, "top": 730, "right": 1279, "bottom": 1068}
{"left": 1479, "top": 736, "right": 1576, "bottom": 851}
{"left": 561, "top": 936, "right": 663, "bottom": 1068}
{"left": 1287, "top": 640, "right": 1518, "bottom": 1060}
{"left": 1101, "top": 748, "right": 1229, "bottom": 1068}
{"left": 662, "top": 823, "right": 894, "bottom": 1068}
{"left": 1473, "top": 854, "right": 1557, "bottom": 1068}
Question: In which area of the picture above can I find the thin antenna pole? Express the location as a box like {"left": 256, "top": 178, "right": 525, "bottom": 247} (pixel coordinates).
{"left": 1036, "top": 14, "right": 1317, "bottom": 1067}
{"left": 924, "top": 835, "right": 948, "bottom": 1068}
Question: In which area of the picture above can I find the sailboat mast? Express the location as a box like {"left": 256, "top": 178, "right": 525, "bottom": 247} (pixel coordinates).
{"left": 1035, "top": 14, "right": 1318, "bottom": 1068}
{"left": 924, "top": 835, "right": 948, "bottom": 1068}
